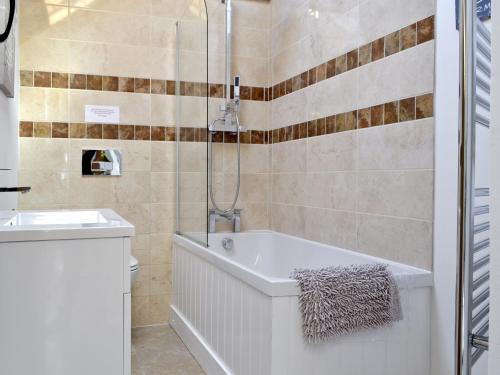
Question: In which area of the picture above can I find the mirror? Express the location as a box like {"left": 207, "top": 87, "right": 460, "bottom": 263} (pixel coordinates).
{"left": 0, "top": 0, "right": 14, "bottom": 43}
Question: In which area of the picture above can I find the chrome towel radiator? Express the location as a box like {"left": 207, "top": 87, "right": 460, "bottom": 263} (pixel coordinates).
{"left": 456, "top": 1, "right": 491, "bottom": 373}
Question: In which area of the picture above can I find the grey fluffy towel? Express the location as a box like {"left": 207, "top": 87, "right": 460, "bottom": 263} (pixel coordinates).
{"left": 290, "top": 263, "right": 402, "bottom": 343}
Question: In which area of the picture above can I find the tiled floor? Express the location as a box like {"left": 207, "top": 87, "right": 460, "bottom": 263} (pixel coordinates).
{"left": 132, "top": 325, "right": 205, "bottom": 375}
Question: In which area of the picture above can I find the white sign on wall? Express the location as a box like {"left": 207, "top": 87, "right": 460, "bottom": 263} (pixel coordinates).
{"left": 85, "top": 105, "right": 120, "bottom": 124}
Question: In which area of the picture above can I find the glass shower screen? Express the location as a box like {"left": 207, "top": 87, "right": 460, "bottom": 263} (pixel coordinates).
{"left": 175, "top": 1, "right": 208, "bottom": 246}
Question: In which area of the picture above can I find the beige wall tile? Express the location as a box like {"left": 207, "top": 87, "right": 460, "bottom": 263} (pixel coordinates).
{"left": 224, "top": 144, "right": 271, "bottom": 174}
{"left": 271, "top": 2, "right": 310, "bottom": 57}
{"left": 306, "top": 132, "right": 357, "bottom": 172}
{"left": 19, "top": 138, "right": 70, "bottom": 171}
{"left": 21, "top": 87, "right": 69, "bottom": 122}
{"left": 151, "top": 172, "right": 176, "bottom": 204}
{"left": 151, "top": 95, "right": 176, "bottom": 126}
{"left": 233, "top": 56, "right": 270, "bottom": 87}
{"left": 69, "top": 8, "right": 150, "bottom": 46}
{"left": 272, "top": 43, "right": 305, "bottom": 85}
{"left": 152, "top": 0, "right": 185, "bottom": 19}
{"left": 114, "top": 203, "right": 151, "bottom": 235}
{"left": 150, "top": 234, "right": 173, "bottom": 264}
{"left": 176, "top": 19, "right": 207, "bottom": 53}
{"left": 149, "top": 294, "right": 171, "bottom": 324}
{"left": 233, "top": 27, "right": 269, "bottom": 60}
{"left": 272, "top": 173, "right": 305, "bottom": 205}
{"left": 305, "top": 172, "right": 357, "bottom": 211}
{"left": 358, "top": 0, "right": 435, "bottom": 45}
{"left": 357, "top": 213, "right": 433, "bottom": 270}
{"left": 150, "top": 264, "right": 172, "bottom": 295}
{"left": 271, "top": 89, "right": 308, "bottom": 130}
{"left": 271, "top": 0, "right": 308, "bottom": 31}
{"left": 181, "top": 50, "right": 208, "bottom": 83}
{"left": 308, "top": 0, "right": 360, "bottom": 29}
{"left": 304, "top": 207, "right": 357, "bottom": 250}
{"left": 24, "top": 0, "right": 70, "bottom": 5}
{"left": 357, "top": 170, "right": 434, "bottom": 220}
{"left": 151, "top": 16, "right": 177, "bottom": 49}
{"left": 132, "top": 234, "right": 151, "bottom": 266}
{"left": 18, "top": 170, "right": 70, "bottom": 207}
{"left": 178, "top": 203, "right": 207, "bottom": 232}
{"left": 120, "top": 141, "right": 151, "bottom": 172}
{"left": 232, "top": 0, "right": 270, "bottom": 30}
{"left": 357, "top": 118, "right": 434, "bottom": 171}
{"left": 272, "top": 140, "right": 307, "bottom": 173}
{"left": 69, "top": 41, "right": 153, "bottom": 78}
{"left": 131, "top": 296, "right": 150, "bottom": 327}
{"left": 20, "top": 37, "right": 70, "bottom": 72}
{"left": 179, "top": 172, "right": 208, "bottom": 203}
{"left": 20, "top": 3, "right": 69, "bottom": 42}
{"left": 357, "top": 41, "right": 435, "bottom": 108}
{"left": 114, "top": 172, "right": 151, "bottom": 203}
{"left": 150, "top": 203, "right": 175, "bottom": 234}
{"left": 178, "top": 96, "right": 205, "bottom": 127}
{"left": 151, "top": 48, "right": 176, "bottom": 80}
{"left": 271, "top": 203, "right": 306, "bottom": 237}
{"left": 225, "top": 173, "right": 269, "bottom": 204}
{"left": 68, "top": 172, "right": 117, "bottom": 204}
{"left": 69, "top": 0, "right": 152, "bottom": 15}
{"left": 238, "top": 101, "right": 270, "bottom": 131}
{"left": 179, "top": 143, "right": 207, "bottom": 173}
{"left": 239, "top": 202, "right": 269, "bottom": 230}
{"left": 306, "top": 68, "right": 359, "bottom": 120}
{"left": 151, "top": 142, "right": 175, "bottom": 172}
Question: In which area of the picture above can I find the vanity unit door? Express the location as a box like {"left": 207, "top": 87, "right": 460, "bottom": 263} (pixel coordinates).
{"left": 0, "top": 237, "right": 127, "bottom": 375}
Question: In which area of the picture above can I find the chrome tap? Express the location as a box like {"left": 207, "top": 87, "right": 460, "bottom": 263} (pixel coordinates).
{"left": 209, "top": 208, "right": 241, "bottom": 233}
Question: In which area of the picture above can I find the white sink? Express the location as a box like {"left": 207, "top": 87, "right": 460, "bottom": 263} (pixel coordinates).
{"left": 0, "top": 209, "right": 134, "bottom": 242}
{"left": 4, "top": 210, "right": 109, "bottom": 226}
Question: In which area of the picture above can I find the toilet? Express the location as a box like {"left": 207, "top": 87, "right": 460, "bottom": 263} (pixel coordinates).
{"left": 130, "top": 255, "right": 139, "bottom": 287}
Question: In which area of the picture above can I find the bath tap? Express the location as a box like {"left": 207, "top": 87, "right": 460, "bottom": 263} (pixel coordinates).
{"left": 209, "top": 208, "right": 241, "bottom": 233}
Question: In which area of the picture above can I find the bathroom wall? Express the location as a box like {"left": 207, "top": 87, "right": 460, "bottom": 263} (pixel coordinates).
{"left": 17, "top": 0, "right": 271, "bottom": 327}
{"left": 269, "top": 0, "right": 436, "bottom": 270}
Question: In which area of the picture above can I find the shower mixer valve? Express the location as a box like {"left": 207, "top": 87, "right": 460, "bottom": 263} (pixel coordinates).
{"left": 210, "top": 75, "right": 246, "bottom": 133}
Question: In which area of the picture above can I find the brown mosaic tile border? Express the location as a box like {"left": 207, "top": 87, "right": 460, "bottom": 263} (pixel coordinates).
{"left": 271, "top": 16, "right": 435, "bottom": 100}
{"left": 19, "top": 16, "right": 434, "bottom": 104}
{"left": 271, "top": 93, "right": 434, "bottom": 144}
{"left": 20, "top": 70, "right": 270, "bottom": 102}
{"left": 19, "top": 121, "right": 271, "bottom": 144}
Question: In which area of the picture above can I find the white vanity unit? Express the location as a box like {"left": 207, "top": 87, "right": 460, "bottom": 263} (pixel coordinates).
{"left": 0, "top": 209, "right": 134, "bottom": 375}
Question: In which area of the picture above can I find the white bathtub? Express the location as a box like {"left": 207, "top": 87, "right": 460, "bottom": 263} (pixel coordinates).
{"left": 170, "top": 231, "right": 433, "bottom": 375}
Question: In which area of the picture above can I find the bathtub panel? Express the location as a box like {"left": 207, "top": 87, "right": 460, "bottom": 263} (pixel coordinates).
{"left": 172, "top": 243, "right": 273, "bottom": 375}
{"left": 214, "top": 266, "right": 222, "bottom": 354}
{"left": 271, "top": 297, "right": 292, "bottom": 374}
{"left": 272, "top": 287, "right": 430, "bottom": 375}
